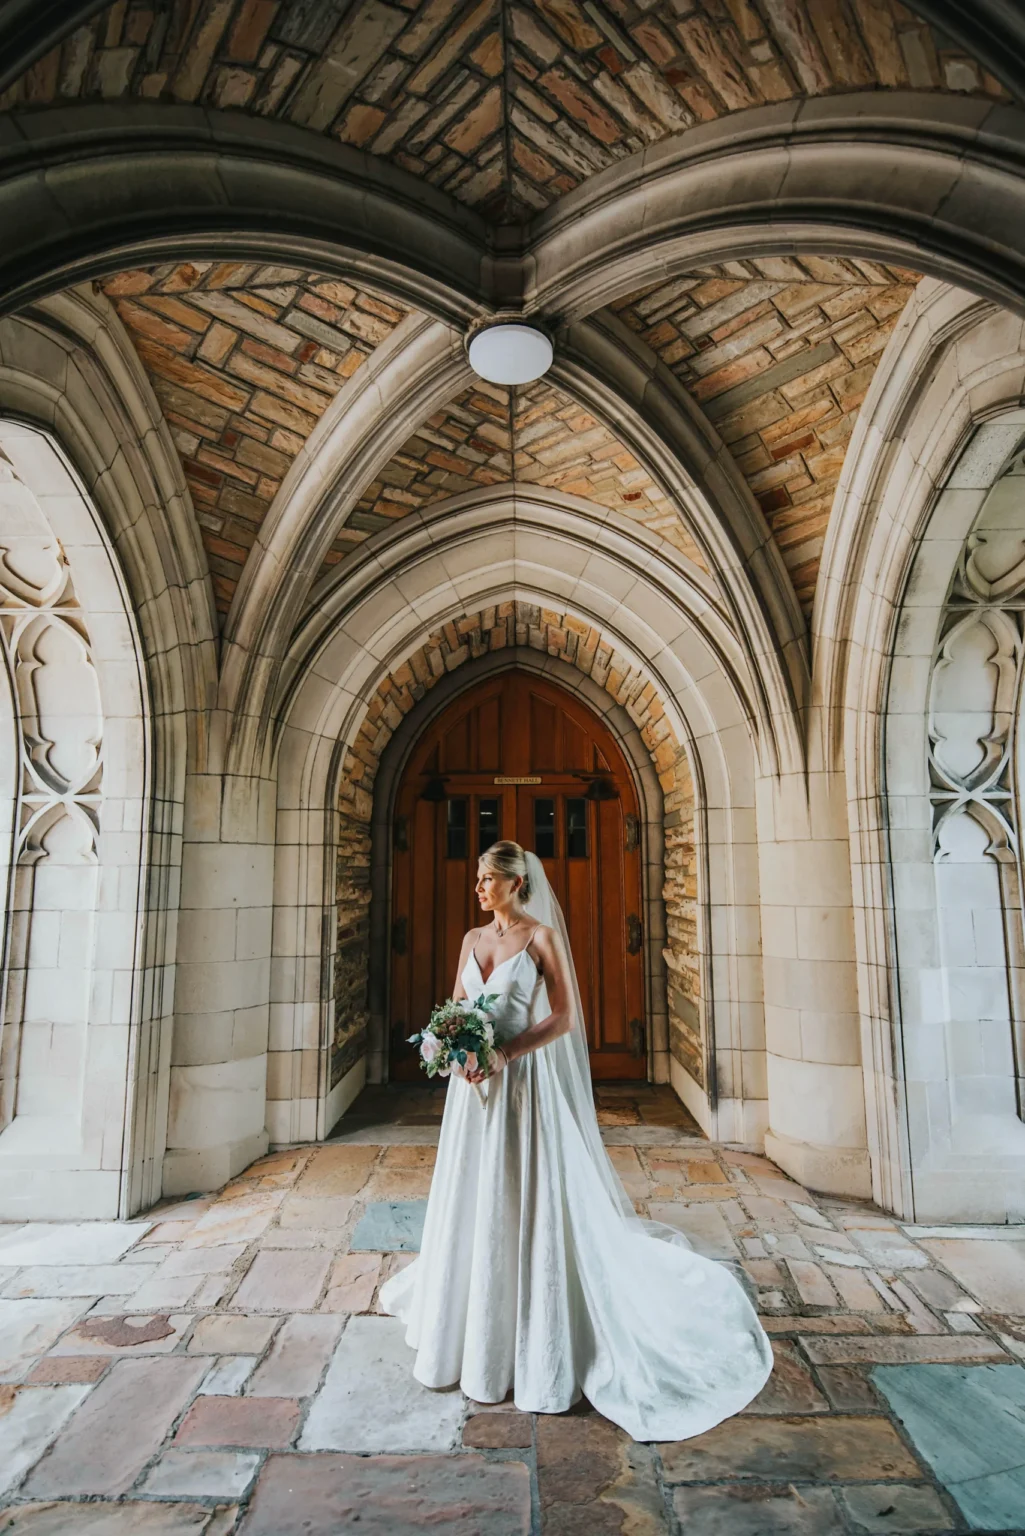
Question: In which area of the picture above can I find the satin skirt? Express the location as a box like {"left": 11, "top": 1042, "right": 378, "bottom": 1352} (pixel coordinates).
{"left": 379, "top": 1049, "right": 772, "bottom": 1442}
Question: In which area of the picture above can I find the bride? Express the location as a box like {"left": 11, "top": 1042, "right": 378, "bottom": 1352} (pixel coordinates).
{"left": 379, "top": 839, "right": 772, "bottom": 1440}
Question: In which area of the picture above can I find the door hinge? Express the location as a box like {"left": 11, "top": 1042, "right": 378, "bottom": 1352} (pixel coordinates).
{"left": 392, "top": 915, "right": 408, "bottom": 956}
{"left": 394, "top": 815, "right": 409, "bottom": 852}
{"left": 624, "top": 813, "right": 639, "bottom": 852}
{"left": 629, "top": 1017, "right": 646, "bottom": 1057}
{"left": 626, "top": 912, "right": 642, "bottom": 954}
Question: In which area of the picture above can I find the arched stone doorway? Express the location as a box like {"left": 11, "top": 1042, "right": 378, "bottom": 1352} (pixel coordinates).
{"left": 389, "top": 670, "right": 646, "bottom": 1081}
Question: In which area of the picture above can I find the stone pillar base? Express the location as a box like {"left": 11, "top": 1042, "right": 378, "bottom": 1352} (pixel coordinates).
{"left": 161, "top": 1128, "right": 270, "bottom": 1199}
{"left": 765, "top": 1127, "right": 872, "bottom": 1199}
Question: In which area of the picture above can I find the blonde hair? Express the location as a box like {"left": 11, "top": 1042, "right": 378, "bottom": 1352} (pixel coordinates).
{"left": 478, "top": 839, "right": 531, "bottom": 901}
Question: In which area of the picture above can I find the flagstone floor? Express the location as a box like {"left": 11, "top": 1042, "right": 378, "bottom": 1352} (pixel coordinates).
{"left": 1, "top": 1083, "right": 1024, "bottom": 1534}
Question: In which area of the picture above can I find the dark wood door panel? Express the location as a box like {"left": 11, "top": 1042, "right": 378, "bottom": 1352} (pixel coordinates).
{"left": 390, "top": 673, "right": 646, "bottom": 1080}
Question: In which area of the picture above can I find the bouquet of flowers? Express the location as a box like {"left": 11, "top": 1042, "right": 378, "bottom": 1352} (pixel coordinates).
{"left": 408, "top": 993, "right": 501, "bottom": 1105}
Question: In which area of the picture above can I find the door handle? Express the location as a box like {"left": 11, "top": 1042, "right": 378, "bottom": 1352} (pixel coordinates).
{"left": 627, "top": 913, "right": 642, "bottom": 954}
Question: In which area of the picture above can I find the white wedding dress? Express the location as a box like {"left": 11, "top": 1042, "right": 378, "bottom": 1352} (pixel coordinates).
{"left": 379, "top": 857, "right": 773, "bottom": 1441}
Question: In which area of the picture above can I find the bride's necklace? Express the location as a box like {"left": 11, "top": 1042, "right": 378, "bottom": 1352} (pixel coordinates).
{"left": 493, "top": 915, "right": 523, "bottom": 940}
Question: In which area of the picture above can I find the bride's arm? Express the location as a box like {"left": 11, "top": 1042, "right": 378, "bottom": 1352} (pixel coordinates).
{"left": 466, "top": 926, "right": 573, "bottom": 1082}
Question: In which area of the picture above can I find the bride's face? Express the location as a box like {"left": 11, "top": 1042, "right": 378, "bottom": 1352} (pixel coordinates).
{"left": 475, "top": 863, "right": 521, "bottom": 912}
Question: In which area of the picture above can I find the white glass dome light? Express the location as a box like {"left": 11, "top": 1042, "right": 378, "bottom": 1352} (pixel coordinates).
{"left": 467, "top": 321, "right": 553, "bottom": 386}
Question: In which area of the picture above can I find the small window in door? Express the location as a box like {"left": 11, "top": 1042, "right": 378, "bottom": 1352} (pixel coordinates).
{"left": 446, "top": 798, "right": 467, "bottom": 858}
{"left": 478, "top": 798, "right": 501, "bottom": 854}
{"left": 566, "top": 797, "right": 588, "bottom": 858}
{"left": 534, "top": 798, "right": 555, "bottom": 859}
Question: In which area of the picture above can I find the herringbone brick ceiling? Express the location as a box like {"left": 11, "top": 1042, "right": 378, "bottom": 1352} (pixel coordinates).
{"left": 5, "top": 0, "right": 1004, "bottom": 221}
{"left": 22, "top": 3, "right": 960, "bottom": 619}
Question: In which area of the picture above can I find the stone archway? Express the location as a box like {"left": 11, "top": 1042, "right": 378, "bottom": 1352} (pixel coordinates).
{"left": 331, "top": 602, "right": 700, "bottom": 1108}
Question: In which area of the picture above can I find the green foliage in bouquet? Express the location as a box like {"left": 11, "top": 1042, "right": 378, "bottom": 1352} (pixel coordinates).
{"left": 408, "top": 993, "right": 501, "bottom": 1081}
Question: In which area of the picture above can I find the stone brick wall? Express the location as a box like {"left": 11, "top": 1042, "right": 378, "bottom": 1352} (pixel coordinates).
{"left": 4, "top": 0, "right": 1004, "bottom": 221}
{"left": 615, "top": 255, "right": 919, "bottom": 611}
{"left": 333, "top": 601, "right": 703, "bottom": 1086}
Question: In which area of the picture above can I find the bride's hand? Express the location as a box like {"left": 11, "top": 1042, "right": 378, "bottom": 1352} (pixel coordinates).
{"left": 478, "top": 1047, "right": 508, "bottom": 1084}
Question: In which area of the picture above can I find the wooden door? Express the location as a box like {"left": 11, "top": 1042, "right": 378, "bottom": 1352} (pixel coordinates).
{"left": 389, "top": 672, "right": 646, "bottom": 1080}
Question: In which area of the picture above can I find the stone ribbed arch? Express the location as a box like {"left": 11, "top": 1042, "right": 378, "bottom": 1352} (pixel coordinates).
{"left": 809, "top": 278, "right": 1025, "bottom": 1216}
{"left": 225, "top": 315, "right": 802, "bottom": 783}
{"left": 2, "top": 98, "right": 1025, "bottom": 326}
{"left": 331, "top": 601, "right": 700, "bottom": 1089}
{"left": 268, "top": 502, "right": 764, "bottom": 1145}
{"left": 0, "top": 286, "right": 218, "bottom": 1215}
{"left": 0, "top": 1, "right": 1004, "bottom": 222}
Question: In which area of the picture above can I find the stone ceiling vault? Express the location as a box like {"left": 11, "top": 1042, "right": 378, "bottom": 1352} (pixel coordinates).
{"left": 102, "top": 262, "right": 410, "bottom": 612}
{"left": 103, "top": 252, "right": 923, "bottom": 626}
{"left": 4, "top": 0, "right": 1005, "bottom": 223}
{"left": 614, "top": 255, "right": 919, "bottom": 610}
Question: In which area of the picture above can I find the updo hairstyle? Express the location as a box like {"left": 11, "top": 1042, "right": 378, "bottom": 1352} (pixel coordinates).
{"left": 478, "top": 839, "right": 531, "bottom": 902}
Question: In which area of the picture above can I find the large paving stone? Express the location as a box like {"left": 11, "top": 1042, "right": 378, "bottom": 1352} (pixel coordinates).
{"left": 0, "top": 1299, "right": 86, "bottom": 1378}
{"left": 174, "top": 1394, "right": 300, "bottom": 1449}
{"left": 871, "top": 1363, "right": 1025, "bottom": 1532}
{"left": 0, "top": 1383, "right": 92, "bottom": 1494}
{"left": 4, "top": 1264, "right": 157, "bottom": 1298}
{"left": 182, "top": 1195, "right": 281, "bottom": 1248}
{"left": 230, "top": 1249, "right": 332, "bottom": 1312}
{"left": 837, "top": 1482, "right": 955, "bottom": 1532}
{"left": 671, "top": 1484, "right": 845, "bottom": 1534}
{"left": 800, "top": 1334, "right": 1008, "bottom": 1365}
{"left": 658, "top": 1415, "right": 922, "bottom": 1483}
{"left": 349, "top": 1200, "right": 426, "bottom": 1251}
{"left": 646, "top": 1203, "right": 738, "bottom": 1258}
{"left": 463, "top": 1411, "right": 532, "bottom": 1447}
{"left": 742, "top": 1341, "right": 829, "bottom": 1414}
{"left": 24, "top": 1356, "right": 207, "bottom": 1496}
{"left": 0, "top": 1502, "right": 214, "bottom": 1533}
{"left": 299, "top": 1314, "right": 465, "bottom": 1452}
{"left": 141, "top": 1447, "right": 261, "bottom": 1498}
{"left": 536, "top": 1409, "right": 668, "bottom": 1534}
{"left": 238, "top": 1451, "right": 531, "bottom": 1535}
{"left": 295, "top": 1146, "right": 378, "bottom": 1196}
{"left": 321, "top": 1253, "right": 381, "bottom": 1312}
{"left": 278, "top": 1194, "right": 355, "bottom": 1229}
{"left": 920, "top": 1239, "right": 1025, "bottom": 1312}
{"left": 248, "top": 1313, "right": 342, "bottom": 1396}
{"left": 186, "top": 1313, "right": 277, "bottom": 1355}
{"left": 0, "top": 1225, "right": 150, "bottom": 1267}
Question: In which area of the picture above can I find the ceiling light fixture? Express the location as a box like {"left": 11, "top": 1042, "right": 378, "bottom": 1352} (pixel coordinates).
{"left": 466, "top": 319, "right": 554, "bottom": 386}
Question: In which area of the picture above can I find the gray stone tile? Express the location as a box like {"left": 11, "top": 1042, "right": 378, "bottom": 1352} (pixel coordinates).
{"left": 197, "top": 1355, "right": 258, "bottom": 1395}
{"left": 672, "top": 1484, "right": 845, "bottom": 1534}
{"left": 4, "top": 1264, "right": 158, "bottom": 1298}
{"left": 349, "top": 1201, "right": 426, "bottom": 1252}
{"left": 141, "top": 1447, "right": 261, "bottom": 1498}
{"left": 0, "top": 1225, "right": 151, "bottom": 1267}
{"left": 0, "top": 1382, "right": 92, "bottom": 1495}
{"left": 300, "top": 1315, "right": 466, "bottom": 1452}
{"left": 871, "top": 1363, "right": 1025, "bottom": 1532}
{"left": 0, "top": 1299, "right": 87, "bottom": 1378}
{"left": 838, "top": 1482, "right": 955, "bottom": 1532}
